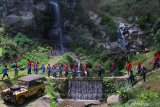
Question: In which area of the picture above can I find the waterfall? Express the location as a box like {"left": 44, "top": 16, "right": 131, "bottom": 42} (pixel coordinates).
{"left": 68, "top": 80, "right": 103, "bottom": 100}
{"left": 117, "top": 23, "right": 128, "bottom": 50}
{"left": 49, "top": 0, "right": 64, "bottom": 52}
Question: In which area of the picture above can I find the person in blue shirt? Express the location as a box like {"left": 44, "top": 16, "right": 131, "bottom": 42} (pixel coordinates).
{"left": 2, "top": 65, "right": 10, "bottom": 80}
{"left": 59, "top": 64, "right": 63, "bottom": 77}
{"left": 41, "top": 64, "right": 45, "bottom": 73}
{"left": 129, "top": 70, "right": 135, "bottom": 87}
{"left": 52, "top": 64, "right": 57, "bottom": 77}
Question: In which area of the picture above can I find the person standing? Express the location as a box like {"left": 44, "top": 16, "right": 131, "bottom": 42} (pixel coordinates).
{"left": 141, "top": 67, "right": 147, "bottom": 82}
{"left": 1, "top": 65, "right": 10, "bottom": 80}
{"left": 98, "top": 63, "right": 102, "bottom": 77}
{"left": 136, "top": 61, "right": 142, "bottom": 74}
{"left": 59, "top": 64, "right": 63, "bottom": 77}
{"left": 52, "top": 64, "right": 57, "bottom": 77}
{"left": 153, "top": 53, "right": 159, "bottom": 70}
{"left": 84, "top": 64, "right": 89, "bottom": 77}
{"left": 72, "top": 64, "right": 77, "bottom": 77}
{"left": 13, "top": 62, "right": 18, "bottom": 77}
{"left": 111, "top": 61, "right": 116, "bottom": 76}
{"left": 129, "top": 70, "right": 135, "bottom": 87}
{"left": 41, "top": 64, "right": 45, "bottom": 73}
{"left": 47, "top": 64, "right": 51, "bottom": 77}
{"left": 34, "top": 61, "right": 38, "bottom": 74}
{"left": 27, "top": 60, "right": 32, "bottom": 74}
{"left": 126, "top": 61, "right": 132, "bottom": 75}
{"left": 64, "top": 64, "right": 69, "bottom": 77}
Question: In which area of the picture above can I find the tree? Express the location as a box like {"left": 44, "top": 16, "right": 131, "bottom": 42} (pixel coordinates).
{"left": 156, "top": 29, "right": 160, "bottom": 46}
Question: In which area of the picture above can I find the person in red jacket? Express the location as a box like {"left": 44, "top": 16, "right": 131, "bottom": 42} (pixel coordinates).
{"left": 64, "top": 64, "right": 69, "bottom": 77}
{"left": 33, "top": 61, "right": 38, "bottom": 74}
{"left": 153, "top": 53, "right": 160, "bottom": 70}
{"left": 84, "top": 64, "right": 89, "bottom": 77}
{"left": 27, "top": 60, "right": 32, "bottom": 74}
{"left": 111, "top": 61, "right": 116, "bottom": 76}
{"left": 126, "top": 61, "right": 132, "bottom": 75}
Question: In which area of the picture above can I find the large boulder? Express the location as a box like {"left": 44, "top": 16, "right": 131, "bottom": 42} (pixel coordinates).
{"left": 109, "top": 42, "right": 121, "bottom": 51}
{"left": 1, "top": 0, "right": 52, "bottom": 36}
{"left": 31, "top": 95, "right": 51, "bottom": 107}
{"left": 107, "top": 95, "right": 122, "bottom": 105}
{"left": 4, "top": 12, "right": 36, "bottom": 35}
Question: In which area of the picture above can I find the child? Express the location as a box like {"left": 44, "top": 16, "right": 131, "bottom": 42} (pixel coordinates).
{"left": 47, "top": 64, "right": 51, "bottom": 77}
{"left": 2, "top": 65, "right": 10, "bottom": 80}
{"left": 129, "top": 70, "right": 135, "bottom": 87}
{"left": 41, "top": 64, "right": 45, "bottom": 73}
{"left": 13, "top": 62, "right": 18, "bottom": 77}
{"left": 136, "top": 61, "right": 142, "bottom": 74}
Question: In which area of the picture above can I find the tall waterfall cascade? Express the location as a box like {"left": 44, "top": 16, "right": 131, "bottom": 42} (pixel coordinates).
{"left": 49, "top": 0, "right": 64, "bottom": 52}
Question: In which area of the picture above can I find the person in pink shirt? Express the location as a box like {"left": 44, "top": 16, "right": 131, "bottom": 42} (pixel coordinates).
{"left": 33, "top": 61, "right": 38, "bottom": 74}
{"left": 98, "top": 63, "right": 102, "bottom": 77}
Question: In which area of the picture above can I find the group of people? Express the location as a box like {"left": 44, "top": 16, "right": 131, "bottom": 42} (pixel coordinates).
{"left": 26, "top": 60, "right": 104, "bottom": 78}
{"left": 1, "top": 52, "right": 160, "bottom": 86}
{"left": 126, "top": 61, "right": 147, "bottom": 86}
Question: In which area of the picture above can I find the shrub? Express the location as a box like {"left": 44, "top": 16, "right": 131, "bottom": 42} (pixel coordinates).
{"left": 137, "top": 16, "right": 148, "bottom": 30}
{"left": 154, "top": 18, "right": 160, "bottom": 33}
{"left": 70, "top": 27, "right": 93, "bottom": 49}
{"left": 100, "top": 13, "right": 117, "bottom": 41}
{"left": 75, "top": 47, "right": 85, "bottom": 56}
{"left": 156, "top": 29, "right": 160, "bottom": 46}
{"left": 99, "top": 51, "right": 108, "bottom": 62}
{"left": 45, "top": 80, "right": 57, "bottom": 107}
{"left": 138, "top": 91, "right": 159, "bottom": 101}
{"left": 13, "top": 33, "right": 35, "bottom": 51}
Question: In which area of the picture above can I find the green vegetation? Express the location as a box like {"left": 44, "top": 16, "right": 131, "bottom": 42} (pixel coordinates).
{"left": 45, "top": 80, "right": 57, "bottom": 107}
{"left": 101, "top": 13, "right": 117, "bottom": 41}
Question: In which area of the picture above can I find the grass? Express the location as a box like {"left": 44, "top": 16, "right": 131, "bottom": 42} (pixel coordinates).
{"left": 143, "top": 71, "right": 160, "bottom": 92}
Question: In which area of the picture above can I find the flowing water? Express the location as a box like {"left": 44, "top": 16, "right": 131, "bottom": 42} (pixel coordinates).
{"left": 117, "top": 23, "right": 128, "bottom": 50}
{"left": 68, "top": 80, "right": 102, "bottom": 100}
{"left": 49, "top": 0, "right": 64, "bottom": 52}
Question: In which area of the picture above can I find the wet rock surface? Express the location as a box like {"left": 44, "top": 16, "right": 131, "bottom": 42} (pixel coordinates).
{"left": 0, "top": 0, "right": 51, "bottom": 36}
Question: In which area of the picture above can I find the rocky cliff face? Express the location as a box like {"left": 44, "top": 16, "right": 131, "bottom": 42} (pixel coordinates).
{"left": 0, "top": 0, "right": 52, "bottom": 37}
